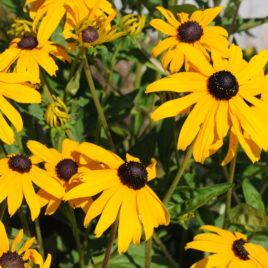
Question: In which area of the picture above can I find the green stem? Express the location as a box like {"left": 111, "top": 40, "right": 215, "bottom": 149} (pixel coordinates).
{"left": 40, "top": 72, "right": 54, "bottom": 104}
{"left": 69, "top": 47, "right": 84, "bottom": 80}
{"left": 145, "top": 238, "right": 152, "bottom": 268}
{"left": 34, "top": 218, "right": 44, "bottom": 258}
{"left": 102, "top": 219, "right": 118, "bottom": 268}
{"left": 153, "top": 233, "right": 180, "bottom": 268}
{"left": 65, "top": 204, "right": 84, "bottom": 268}
{"left": 163, "top": 144, "right": 193, "bottom": 204}
{"left": 15, "top": 130, "right": 24, "bottom": 155}
{"left": 228, "top": 0, "right": 242, "bottom": 37}
{"left": 134, "top": 62, "right": 142, "bottom": 89}
{"left": 83, "top": 52, "right": 116, "bottom": 152}
{"left": 223, "top": 152, "right": 237, "bottom": 228}
{"left": 18, "top": 208, "right": 31, "bottom": 237}
{"left": 65, "top": 128, "right": 75, "bottom": 140}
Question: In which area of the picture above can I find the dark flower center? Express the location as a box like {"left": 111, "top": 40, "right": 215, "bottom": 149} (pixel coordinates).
{"left": 208, "top": 71, "right": 239, "bottom": 100}
{"left": 118, "top": 161, "right": 147, "bottom": 190}
{"left": 56, "top": 158, "right": 78, "bottom": 181}
{"left": 82, "top": 26, "right": 99, "bottom": 43}
{"left": 17, "top": 36, "right": 38, "bottom": 49}
{"left": 232, "top": 239, "right": 250, "bottom": 260}
{"left": 0, "top": 251, "right": 24, "bottom": 268}
{"left": 8, "top": 155, "right": 32, "bottom": 173}
{"left": 178, "top": 21, "right": 203, "bottom": 43}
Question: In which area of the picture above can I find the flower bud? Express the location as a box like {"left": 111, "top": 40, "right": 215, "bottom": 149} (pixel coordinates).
{"left": 120, "top": 14, "right": 146, "bottom": 36}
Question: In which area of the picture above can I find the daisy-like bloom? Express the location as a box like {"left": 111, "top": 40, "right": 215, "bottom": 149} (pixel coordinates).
{"left": 64, "top": 4, "right": 124, "bottom": 50}
{"left": 27, "top": 139, "right": 102, "bottom": 215}
{"left": 150, "top": 6, "right": 229, "bottom": 73}
{"left": 0, "top": 221, "right": 51, "bottom": 267}
{"left": 146, "top": 44, "right": 268, "bottom": 163}
{"left": 0, "top": 24, "right": 70, "bottom": 77}
{"left": 0, "top": 72, "right": 40, "bottom": 145}
{"left": 64, "top": 142, "right": 170, "bottom": 253}
{"left": 24, "top": 0, "right": 114, "bottom": 46}
{"left": 185, "top": 225, "right": 268, "bottom": 267}
{"left": 0, "top": 145, "right": 65, "bottom": 220}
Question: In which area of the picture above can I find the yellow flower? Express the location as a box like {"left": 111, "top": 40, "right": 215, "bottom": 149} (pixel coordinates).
{"left": 150, "top": 6, "right": 228, "bottom": 73}
{"left": 120, "top": 14, "right": 146, "bottom": 36}
{"left": 64, "top": 5, "right": 124, "bottom": 50}
{"left": 185, "top": 225, "right": 268, "bottom": 267}
{"left": 44, "top": 95, "right": 69, "bottom": 128}
{"left": 0, "top": 221, "right": 51, "bottom": 268}
{"left": 64, "top": 142, "right": 170, "bottom": 253}
{"left": 27, "top": 139, "right": 102, "bottom": 215}
{"left": 24, "top": 0, "right": 114, "bottom": 46}
{"left": 0, "top": 72, "right": 40, "bottom": 145}
{"left": 146, "top": 44, "right": 268, "bottom": 163}
{"left": 0, "top": 144, "right": 65, "bottom": 220}
{"left": 0, "top": 24, "right": 70, "bottom": 77}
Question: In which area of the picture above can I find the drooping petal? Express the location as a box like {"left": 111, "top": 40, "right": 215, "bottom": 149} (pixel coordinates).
{"left": 0, "top": 113, "right": 15, "bottom": 145}
{"left": 152, "top": 37, "right": 178, "bottom": 57}
{"left": 0, "top": 222, "right": 9, "bottom": 252}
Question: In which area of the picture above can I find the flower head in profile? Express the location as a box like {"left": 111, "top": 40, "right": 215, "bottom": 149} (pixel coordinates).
{"left": 120, "top": 14, "right": 146, "bottom": 36}
{"left": 24, "top": 0, "right": 114, "bottom": 46}
{"left": 64, "top": 142, "right": 170, "bottom": 253}
{"left": 27, "top": 139, "right": 102, "bottom": 215}
{"left": 185, "top": 225, "right": 268, "bottom": 267}
{"left": 0, "top": 144, "right": 65, "bottom": 220}
{"left": 64, "top": 5, "right": 124, "bottom": 50}
{"left": 146, "top": 44, "right": 268, "bottom": 164}
{"left": 0, "top": 23, "right": 70, "bottom": 77}
{"left": 0, "top": 221, "right": 51, "bottom": 267}
{"left": 150, "top": 6, "right": 228, "bottom": 73}
{"left": 0, "top": 72, "right": 40, "bottom": 145}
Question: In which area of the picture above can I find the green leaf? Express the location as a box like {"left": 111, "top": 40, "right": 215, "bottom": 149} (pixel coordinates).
{"left": 236, "top": 17, "right": 268, "bottom": 32}
{"left": 229, "top": 204, "right": 268, "bottom": 232}
{"left": 242, "top": 178, "right": 265, "bottom": 212}
{"left": 169, "top": 4, "right": 198, "bottom": 14}
{"left": 169, "top": 183, "right": 233, "bottom": 219}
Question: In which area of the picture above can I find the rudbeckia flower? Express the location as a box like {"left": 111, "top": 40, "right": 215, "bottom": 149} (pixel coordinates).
{"left": 0, "top": 221, "right": 51, "bottom": 267}
{"left": 64, "top": 4, "right": 124, "bottom": 50}
{"left": 150, "top": 6, "right": 228, "bottom": 73}
{"left": 64, "top": 142, "right": 170, "bottom": 253}
{"left": 27, "top": 139, "right": 102, "bottom": 215}
{"left": 0, "top": 145, "right": 65, "bottom": 220}
{"left": 24, "top": 0, "right": 114, "bottom": 46}
{"left": 146, "top": 44, "right": 268, "bottom": 163}
{"left": 0, "top": 72, "right": 40, "bottom": 145}
{"left": 185, "top": 225, "right": 268, "bottom": 267}
{"left": 0, "top": 24, "right": 70, "bottom": 77}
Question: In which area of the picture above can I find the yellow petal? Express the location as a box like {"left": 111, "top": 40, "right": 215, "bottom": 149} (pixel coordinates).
{"left": 22, "top": 174, "right": 41, "bottom": 221}
{"left": 0, "top": 113, "right": 15, "bottom": 145}
{"left": 78, "top": 142, "right": 123, "bottom": 168}
{"left": 150, "top": 92, "right": 206, "bottom": 121}
{"left": 0, "top": 222, "right": 9, "bottom": 252}
{"left": 146, "top": 158, "right": 157, "bottom": 181}
{"left": 221, "top": 130, "right": 238, "bottom": 165}
{"left": 0, "top": 72, "right": 39, "bottom": 84}
{"left": 30, "top": 166, "right": 65, "bottom": 199}
{"left": 178, "top": 43, "right": 215, "bottom": 76}
{"left": 95, "top": 187, "right": 124, "bottom": 237}
{"left": 61, "top": 139, "right": 79, "bottom": 158}
{"left": 156, "top": 6, "right": 180, "bottom": 28}
{"left": 150, "top": 19, "right": 177, "bottom": 35}
{"left": 198, "top": 6, "right": 223, "bottom": 26}
{"left": 0, "top": 48, "right": 20, "bottom": 71}
{"left": 0, "top": 95, "right": 23, "bottom": 132}
{"left": 152, "top": 37, "right": 178, "bottom": 57}
{"left": 126, "top": 153, "right": 140, "bottom": 162}
{"left": 37, "top": 4, "right": 66, "bottom": 46}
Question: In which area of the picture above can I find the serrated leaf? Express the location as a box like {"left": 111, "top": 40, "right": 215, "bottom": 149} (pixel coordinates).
{"left": 242, "top": 178, "right": 265, "bottom": 212}
{"left": 229, "top": 204, "right": 268, "bottom": 232}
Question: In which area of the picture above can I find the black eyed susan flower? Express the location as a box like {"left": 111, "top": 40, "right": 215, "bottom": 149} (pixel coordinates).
{"left": 185, "top": 225, "right": 268, "bottom": 267}
{"left": 0, "top": 72, "right": 40, "bottom": 145}
{"left": 24, "top": 0, "right": 114, "bottom": 46}
{"left": 64, "top": 142, "right": 170, "bottom": 253}
{"left": 27, "top": 139, "right": 102, "bottom": 215}
{"left": 150, "top": 6, "right": 229, "bottom": 73}
{"left": 64, "top": 5, "right": 124, "bottom": 50}
{"left": 0, "top": 23, "right": 70, "bottom": 77}
{"left": 0, "top": 221, "right": 51, "bottom": 267}
{"left": 0, "top": 145, "right": 65, "bottom": 220}
{"left": 146, "top": 44, "right": 268, "bottom": 163}
{"left": 120, "top": 14, "right": 146, "bottom": 36}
